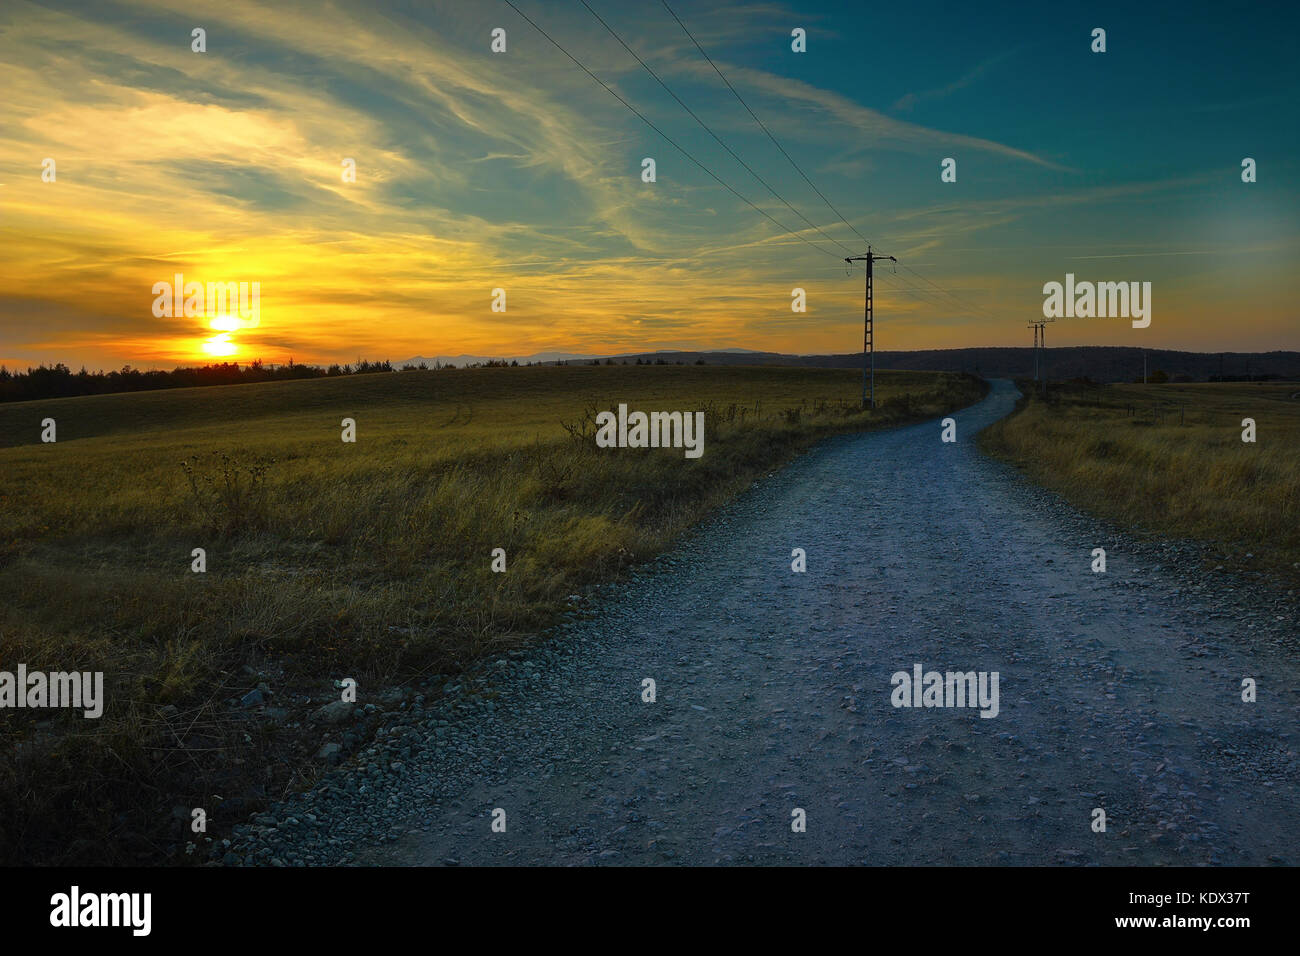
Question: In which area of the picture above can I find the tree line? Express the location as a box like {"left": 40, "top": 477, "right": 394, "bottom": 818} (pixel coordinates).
{"left": 0, "top": 359, "right": 397, "bottom": 403}
{"left": 1, "top": 355, "right": 712, "bottom": 403}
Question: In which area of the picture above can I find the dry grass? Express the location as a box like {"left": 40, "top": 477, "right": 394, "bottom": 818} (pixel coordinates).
{"left": 0, "top": 364, "right": 985, "bottom": 863}
{"left": 979, "top": 379, "right": 1300, "bottom": 580}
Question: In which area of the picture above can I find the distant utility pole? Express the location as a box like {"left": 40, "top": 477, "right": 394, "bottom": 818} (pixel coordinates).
{"left": 1039, "top": 319, "right": 1050, "bottom": 395}
{"left": 1027, "top": 319, "right": 1052, "bottom": 394}
{"left": 846, "top": 246, "right": 896, "bottom": 409}
{"left": 1027, "top": 322, "right": 1042, "bottom": 381}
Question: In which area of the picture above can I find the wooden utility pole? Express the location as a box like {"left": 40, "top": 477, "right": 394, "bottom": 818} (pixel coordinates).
{"left": 846, "top": 246, "right": 896, "bottom": 409}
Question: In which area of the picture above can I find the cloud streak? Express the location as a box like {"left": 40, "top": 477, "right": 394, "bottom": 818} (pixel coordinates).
{"left": 0, "top": 0, "right": 1293, "bottom": 368}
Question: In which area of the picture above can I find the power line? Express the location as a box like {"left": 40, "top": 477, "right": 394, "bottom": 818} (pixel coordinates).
{"left": 499, "top": 0, "right": 843, "bottom": 260}
{"left": 660, "top": 0, "right": 872, "bottom": 252}
{"left": 851, "top": 258, "right": 958, "bottom": 313}
{"left": 864, "top": 255, "right": 1001, "bottom": 322}
{"left": 507, "top": 0, "right": 1002, "bottom": 324}
{"left": 900, "top": 264, "right": 1000, "bottom": 320}
{"left": 660, "top": 0, "right": 1002, "bottom": 321}
{"left": 579, "top": 0, "right": 858, "bottom": 257}
{"left": 879, "top": 273, "right": 957, "bottom": 310}
{"left": 865, "top": 263, "right": 999, "bottom": 323}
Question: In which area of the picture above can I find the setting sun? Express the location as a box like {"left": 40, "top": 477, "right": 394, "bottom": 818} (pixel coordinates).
{"left": 209, "top": 314, "right": 243, "bottom": 332}
{"left": 201, "top": 333, "right": 238, "bottom": 357}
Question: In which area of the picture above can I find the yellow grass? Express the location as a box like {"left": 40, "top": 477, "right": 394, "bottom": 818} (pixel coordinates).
{"left": 979, "top": 380, "right": 1300, "bottom": 579}
{"left": 0, "top": 364, "right": 985, "bottom": 863}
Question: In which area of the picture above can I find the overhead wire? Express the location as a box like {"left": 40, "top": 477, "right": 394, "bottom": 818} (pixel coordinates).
{"left": 660, "top": 0, "right": 1002, "bottom": 321}
{"left": 660, "top": 0, "right": 872, "bottom": 253}
{"left": 505, "top": 0, "right": 1001, "bottom": 322}
{"left": 499, "top": 0, "right": 845, "bottom": 261}
{"left": 579, "top": 0, "right": 858, "bottom": 258}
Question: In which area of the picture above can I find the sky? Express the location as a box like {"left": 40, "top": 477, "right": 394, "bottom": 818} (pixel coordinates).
{"left": 1, "top": 0, "right": 1297, "bottom": 370}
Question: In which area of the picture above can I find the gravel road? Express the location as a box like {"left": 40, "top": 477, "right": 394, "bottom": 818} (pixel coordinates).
{"left": 219, "top": 379, "right": 1299, "bottom": 866}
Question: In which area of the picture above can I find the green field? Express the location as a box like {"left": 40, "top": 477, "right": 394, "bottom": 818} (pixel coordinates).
{"left": 0, "top": 364, "right": 984, "bottom": 863}
{"left": 980, "top": 380, "right": 1300, "bottom": 580}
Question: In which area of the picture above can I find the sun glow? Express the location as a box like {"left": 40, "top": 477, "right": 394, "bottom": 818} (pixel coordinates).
{"left": 197, "top": 315, "right": 248, "bottom": 358}
{"left": 201, "top": 333, "right": 238, "bottom": 357}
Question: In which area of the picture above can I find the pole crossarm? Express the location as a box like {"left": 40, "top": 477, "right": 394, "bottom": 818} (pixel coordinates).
{"left": 1026, "top": 317, "right": 1054, "bottom": 393}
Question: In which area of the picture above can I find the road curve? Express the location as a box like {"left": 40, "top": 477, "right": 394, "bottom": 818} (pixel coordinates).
{"left": 237, "top": 379, "right": 1300, "bottom": 865}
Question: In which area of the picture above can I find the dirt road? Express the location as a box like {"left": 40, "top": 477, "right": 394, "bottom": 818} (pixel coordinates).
{"left": 227, "top": 380, "right": 1299, "bottom": 865}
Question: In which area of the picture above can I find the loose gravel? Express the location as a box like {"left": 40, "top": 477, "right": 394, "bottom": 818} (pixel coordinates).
{"left": 214, "top": 380, "right": 1299, "bottom": 866}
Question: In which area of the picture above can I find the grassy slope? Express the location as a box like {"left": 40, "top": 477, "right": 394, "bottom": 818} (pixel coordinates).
{"left": 979, "top": 380, "right": 1300, "bottom": 580}
{"left": 0, "top": 364, "right": 985, "bottom": 863}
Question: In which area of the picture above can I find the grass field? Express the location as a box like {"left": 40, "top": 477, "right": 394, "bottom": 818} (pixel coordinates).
{"left": 0, "top": 363, "right": 984, "bottom": 863}
{"left": 979, "top": 379, "right": 1300, "bottom": 581}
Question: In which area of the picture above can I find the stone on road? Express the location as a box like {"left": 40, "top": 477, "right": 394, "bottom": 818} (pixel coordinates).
{"left": 238, "top": 380, "right": 1300, "bottom": 865}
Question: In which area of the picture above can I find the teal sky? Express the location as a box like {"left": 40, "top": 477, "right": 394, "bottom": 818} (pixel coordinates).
{"left": 1, "top": 0, "right": 1296, "bottom": 368}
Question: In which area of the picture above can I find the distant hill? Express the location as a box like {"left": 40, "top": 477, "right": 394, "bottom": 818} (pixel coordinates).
{"left": 396, "top": 348, "right": 766, "bottom": 368}
{"left": 398, "top": 352, "right": 593, "bottom": 367}
{"left": 9, "top": 347, "right": 1296, "bottom": 406}
{"left": 402, "top": 347, "right": 1300, "bottom": 384}
{"left": 769, "top": 347, "right": 1300, "bottom": 383}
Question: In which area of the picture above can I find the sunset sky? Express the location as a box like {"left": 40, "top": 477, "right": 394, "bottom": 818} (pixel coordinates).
{"left": 1, "top": 0, "right": 1297, "bottom": 371}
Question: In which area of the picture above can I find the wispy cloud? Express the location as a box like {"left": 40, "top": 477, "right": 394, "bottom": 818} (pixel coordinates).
{"left": 0, "top": 0, "right": 1293, "bottom": 367}
{"left": 891, "top": 47, "right": 1024, "bottom": 112}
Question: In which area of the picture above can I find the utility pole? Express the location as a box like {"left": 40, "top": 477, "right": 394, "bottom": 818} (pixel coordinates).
{"left": 846, "top": 246, "right": 896, "bottom": 409}
{"left": 1039, "top": 319, "right": 1048, "bottom": 396}
{"left": 1027, "top": 319, "right": 1051, "bottom": 393}
{"left": 1028, "top": 322, "right": 1040, "bottom": 381}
